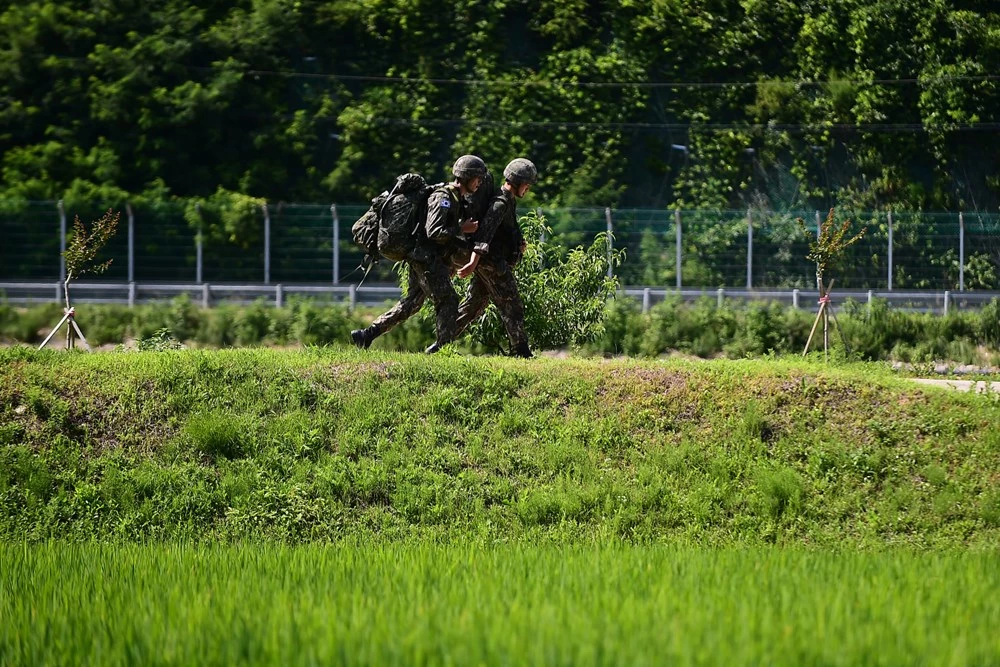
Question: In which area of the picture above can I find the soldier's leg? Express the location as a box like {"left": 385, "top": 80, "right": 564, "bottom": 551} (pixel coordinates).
{"left": 453, "top": 273, "right": 491, "bottom": 340}
{"left": 420, "top": 259, "right": 459, "bottom": 352}
{"left": 478, "top": 260, "right": 531, "bottom": 357}
{"left": 351, "top": 264, "right": 426, "bottom": 348}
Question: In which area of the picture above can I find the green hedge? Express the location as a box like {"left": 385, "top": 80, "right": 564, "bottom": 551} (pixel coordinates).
{"left": 2, "top": 294, "right": 999, "bottom": 365}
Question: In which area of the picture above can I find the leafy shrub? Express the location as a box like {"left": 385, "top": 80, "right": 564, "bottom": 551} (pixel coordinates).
{"left": 136, "top": 328, "right": 184, "bottom": 351}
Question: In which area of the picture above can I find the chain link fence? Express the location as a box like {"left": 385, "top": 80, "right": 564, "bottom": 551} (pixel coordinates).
{"left": 3, "top": 201, "right": 999, "bottom": 290}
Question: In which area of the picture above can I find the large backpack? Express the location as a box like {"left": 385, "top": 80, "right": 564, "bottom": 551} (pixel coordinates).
{"left": 351, "top": 173, "right": 435, "bottom": 264}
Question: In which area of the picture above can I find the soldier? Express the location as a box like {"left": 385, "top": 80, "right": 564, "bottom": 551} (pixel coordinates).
{"left": 350, "top": 155, "right": 485, "bottom": 352}
{"left": 452, "top": 158, "right": 537, "bottom": 358}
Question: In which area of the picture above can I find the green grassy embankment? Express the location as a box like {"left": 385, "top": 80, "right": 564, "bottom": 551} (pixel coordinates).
{"left": 1, "top": 347, "right": 998, "bottom": 546}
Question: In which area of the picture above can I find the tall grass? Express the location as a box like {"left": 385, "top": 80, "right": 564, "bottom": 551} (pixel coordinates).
{"left": 2, "top": 542, "right": 998, "bottom": 666}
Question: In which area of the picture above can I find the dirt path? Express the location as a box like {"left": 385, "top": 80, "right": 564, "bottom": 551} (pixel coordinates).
{"left": 911, "top": 378, "right": 1000, "bottom": 393}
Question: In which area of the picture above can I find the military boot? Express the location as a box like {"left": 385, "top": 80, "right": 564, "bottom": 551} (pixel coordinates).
{"left": 350, "top": 327, "right": 377, "bottom": 350}
{"left": 512, "top": 342, "right": 533, "bottom": 359}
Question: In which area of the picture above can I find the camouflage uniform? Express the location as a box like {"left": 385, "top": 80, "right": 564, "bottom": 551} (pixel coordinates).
{"left": 362, "top": 183, "right": 470, "bottom": 346}
{"left": 454, "top": 187, "right": 529, "bottom": 353}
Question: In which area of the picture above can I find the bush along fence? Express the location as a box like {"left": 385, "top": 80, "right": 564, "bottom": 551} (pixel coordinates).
{"left": 3, "top": 201, "right": 1000, "bottom": 291}
{"left": 3, "top": 297, "right": 1000, "bottom": 366}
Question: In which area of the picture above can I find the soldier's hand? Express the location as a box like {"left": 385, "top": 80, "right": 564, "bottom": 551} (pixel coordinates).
{"left": 458, "top": 252, "right": 479, "bottom": 278}
{"left": 461, "top": 219, "right": 479, "bottom": 234}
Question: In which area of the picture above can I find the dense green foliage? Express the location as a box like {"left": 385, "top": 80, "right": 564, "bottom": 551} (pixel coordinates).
{"left": 3, "top": 0, "right": 1000, "bottom": 213}
{"left": 3, "top": 543, "right": 999, "bottom": 665}
{"left": 2, "top": 349, "right": 999, "bottom": 545}
{"left": 3, "top": 296, "right": 1000, "bottom": 365}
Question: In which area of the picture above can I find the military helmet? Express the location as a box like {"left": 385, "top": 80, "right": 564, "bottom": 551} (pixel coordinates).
{"left": 503, "top": 158, "right": 537, "bottom": 186}
{"left": 452, "top": 155, "right": 487, "bottom": 180}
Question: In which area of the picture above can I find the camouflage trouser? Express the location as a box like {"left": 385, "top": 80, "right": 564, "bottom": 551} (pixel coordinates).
{"left": 370, "top": 258, "right": 458, "bottom": 345}
{"left": 454, "top": 258, "right": 528, "bottom": 348}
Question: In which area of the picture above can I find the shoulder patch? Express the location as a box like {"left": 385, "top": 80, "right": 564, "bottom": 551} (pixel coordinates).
{"left": 439, "top": 199, "right": 451, "bottom": 209}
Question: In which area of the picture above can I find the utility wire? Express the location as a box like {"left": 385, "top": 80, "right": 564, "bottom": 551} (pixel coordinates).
{"left": 368, "top": 117, "right": 1000, "bottom": 133}
{"left": 237, "top": 67, "right": 1000, "bottom": 89}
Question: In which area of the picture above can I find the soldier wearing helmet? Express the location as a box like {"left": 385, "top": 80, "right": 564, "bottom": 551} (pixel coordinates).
{"left": 425, "top": 154, "right": 485, "bottom": 251}
{"left": 452, "top": 157, "right": 538, "bottom": 358}
{"left": 351, "top": 155, "right": 486, "bottom": 354}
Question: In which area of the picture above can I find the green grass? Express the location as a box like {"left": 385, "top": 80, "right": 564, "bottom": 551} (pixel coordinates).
{"left": 3, "top": 349, "right": 999, "bottom": 664}
{"left": 1, "top": 542, "right": 998, "bottom": 666}
{"left": 2, "top": 347, "right": 999, "bottom": 546}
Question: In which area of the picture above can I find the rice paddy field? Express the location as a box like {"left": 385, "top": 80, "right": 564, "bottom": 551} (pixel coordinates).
{"left": 2, "top": 347, "right": 999, "bottom": 664}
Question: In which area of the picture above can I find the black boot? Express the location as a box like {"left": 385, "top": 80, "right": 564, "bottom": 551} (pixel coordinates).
{"left": 424, "top": 342, "right": 441, "bottom": 354}
{"left": 512, "top": 342, "right": 533, "bottom": 359}
{"left": 350, "top": 327, "right": 377, "bottom": 350}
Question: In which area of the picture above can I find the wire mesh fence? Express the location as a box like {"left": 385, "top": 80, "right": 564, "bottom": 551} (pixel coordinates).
{"left": 2, "top": 201, "right": 999, "bottom": 290}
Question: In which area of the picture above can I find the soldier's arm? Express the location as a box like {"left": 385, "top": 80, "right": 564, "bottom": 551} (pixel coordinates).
{"left": 473, "top": 198, "right": 506, "bottom": 255}
{"left": 425, "top": 191, "right": 461, "bottom": 244}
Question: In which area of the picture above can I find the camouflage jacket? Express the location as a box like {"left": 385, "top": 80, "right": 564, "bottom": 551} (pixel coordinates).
{"left": 424, "top": 183, "right": 471, "bottom": 259}
{"left": 473, "top": 188, "right": 524, "bottom": 265}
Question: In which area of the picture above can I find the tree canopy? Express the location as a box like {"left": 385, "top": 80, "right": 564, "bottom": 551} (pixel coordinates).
{"left": 2, "top": 0, "right": 1000, "bottom": 213}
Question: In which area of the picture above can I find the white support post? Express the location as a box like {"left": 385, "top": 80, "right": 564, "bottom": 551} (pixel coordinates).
{"left": 605, "top": 207, "right": 613, "bottom": 279}
{"left": 128, "top": 281, "right": 136, "bottom": 307}
{"left": 201, "top": 283, "right": 210, "bottom": 308}
{"left": 717, "top": 288, "right": 725, "bottom": 308}
{"left": 746, "top": 207, "right": 753, "bottom": 289}
{"left": 276, "top": 283, "right": 283, "bottom": 308}
{"left": 331, "top": 204, "right": 340, "bottom": 284}
{"left": 674, "top": 209, "right": 682, "bottom": 289}
{"left": 887, "top": 211, "right": 893, "bottom": 291}
{"left": 126, "top": 202, "right": 135, "bottom": 283}
{"left": 815, "top": 210, "right": 821, "bottom": 238}
{"left": 642, "top": 288, "right": 651, "bottom": 313}
{"left": 262, "top": 203, "right": 271, "bottom": 285}
{"left": 58, "top": 200, "right": 67, "bottom": 283}
{"left": 944, "top": 290, "right": 951, "bottom": 316}
{"left": 959, "top": 212, "right": 965, "bottom": 292}
{"left": 348, "top": 284, "right": 356, "bottom": 310}
{"left": 792, "top": 288, "right": 800, "bottom": 309}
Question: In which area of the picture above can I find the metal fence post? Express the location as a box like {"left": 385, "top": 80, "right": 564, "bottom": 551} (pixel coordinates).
{"left": 792, "top": 288, "right": 800, "bottom": 309}
{"left": 195, "top": 203, "right": 203, "bottom": 284}
{"left": 605, "top": 207, "right": 613, "bottom": 278}
{"left": 959, "top": 211, "right": 965, "bottom": 292}
{"left": 128, "top": 281, "right": 136, "bottom": 307}
{"left": 717, "top": 287, "right": 725, "bottom": 308}
{"left": 276, "top": 283, "right": 283, "bottom": 308}
{"left": 674, "top": 209, "right": 682, "bottom": 289}
{"left": 746, "top": 207, "right": 753, "bottom": 289}
{"left": 536, "top": 207, "right": 545, "bottom": 269}
{"left": 262, "top": 203, "right": 271, "bottom": 284}
{"left": 642, "top": 287, "right": 650, "bottom": 313}
{"left": 58, "top": 200, "right": 66, "bottom": 283}
{"left": 944, "top": 290, "right": 951, "bottom": 316}
{"left": 815, "top": 210, "right": 822, "bottom": 291}
{"left": 348, "top": 284, "right": 356, "bottom": 310}
{"left": 331, "top": 204, "right": 340, "bottom": 284}
{"left": 201, "top": 283, "right": 210, "bottom": 308}
{"left": 887, "top": 211, "right": 893, "bottom": 290}
{"left": 126, "top": 202, "right": 135, "bottom": 283}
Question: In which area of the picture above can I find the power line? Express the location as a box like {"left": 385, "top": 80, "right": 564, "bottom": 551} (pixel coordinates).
{"left": 368, "top": 117, "right": 1000, "bottom": 133}
{"left": 237, "top": 67, "right": 1000, "bottom": 89}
